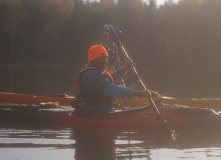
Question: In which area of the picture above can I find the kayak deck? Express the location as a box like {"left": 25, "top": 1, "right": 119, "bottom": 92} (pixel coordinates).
{"left": 117, "top": 97, "right": 221, "bottom": 111}
{"left": 1, "top": 92, "right": 221, "bottom": 111}
{"left": 0, "top": 92, "right": 75, "bottom": 106}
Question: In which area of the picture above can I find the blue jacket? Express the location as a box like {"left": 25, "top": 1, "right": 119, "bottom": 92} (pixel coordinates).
{"left": 79, "top": 68, "right": 134, "bottom": 99}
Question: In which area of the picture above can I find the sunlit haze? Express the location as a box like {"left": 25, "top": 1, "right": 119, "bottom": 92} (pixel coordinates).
{"left": 145, "top": 0, "right": 179, "bottom": 5}
{"left": 89, "top": 0, "right": 179, "bottom": 5}
{"left": 87, "top": 0, "right": 180, "bottom": 6}
{"left": 159, "top": 0, "right": 179, "bottom": 5}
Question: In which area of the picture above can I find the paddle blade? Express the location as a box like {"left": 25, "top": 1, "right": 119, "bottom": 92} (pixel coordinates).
{"left": 156, "top": 115, "right": 177, "bottom": 140}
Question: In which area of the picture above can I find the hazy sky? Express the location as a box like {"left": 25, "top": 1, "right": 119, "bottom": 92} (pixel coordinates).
{"left": 88, "top": 0, "right": 180, "bottom": 6}
{"left": 148, "top": 0, "right": 179, "bottom": 5}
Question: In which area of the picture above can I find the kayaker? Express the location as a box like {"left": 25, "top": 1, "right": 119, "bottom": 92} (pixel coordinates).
{"left": 74, "top": 45, "right": 158, "bottom": 112}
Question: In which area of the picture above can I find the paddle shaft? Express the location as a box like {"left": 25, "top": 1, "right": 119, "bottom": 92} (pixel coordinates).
{"left": 121, "top": 46, "right": 162, "bottom": 115}
{"left": 122, "top": 46, "right": 173, "bottom": 129}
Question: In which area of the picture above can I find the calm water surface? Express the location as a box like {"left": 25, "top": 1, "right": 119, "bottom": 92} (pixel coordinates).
{"left": 1, "top": 124, "right": 221, "bottom": 160}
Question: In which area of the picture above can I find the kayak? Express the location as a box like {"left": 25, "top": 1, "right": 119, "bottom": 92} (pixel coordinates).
{"left": 0, "top": 102, "right": 221, "bottom": 132}
{"left": 1, "top": 92, "right": 221, "bottom": 111}
{"left": 0, "top": 92, "right": 75, "bottom": 106}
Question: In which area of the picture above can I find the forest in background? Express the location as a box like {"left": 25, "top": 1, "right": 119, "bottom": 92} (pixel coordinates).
{"left": 0, "top": 0, "right": 221, "bottom": 98}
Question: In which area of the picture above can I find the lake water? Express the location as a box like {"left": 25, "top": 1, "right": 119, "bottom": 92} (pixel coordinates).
{"left": 1, "top": 123, "right": 221, "bottom": 160}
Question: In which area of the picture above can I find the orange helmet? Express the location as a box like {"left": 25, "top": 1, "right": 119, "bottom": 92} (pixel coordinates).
{"left": 88, "top": 45, "right": 109, "bottom": 62}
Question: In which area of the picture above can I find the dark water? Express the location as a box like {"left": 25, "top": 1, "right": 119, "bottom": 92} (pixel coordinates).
{"left": 1, "top": 124, "right": 221, "bottom": 160}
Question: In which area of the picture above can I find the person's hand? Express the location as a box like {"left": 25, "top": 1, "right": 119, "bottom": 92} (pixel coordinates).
{"left": 151, "top": 91, "right": 159, "bottom": 98}
{"left": 139, "top": 90, "right": 152, "bottom": 98}
{"left": 124, "top": 58, "right": 134, "bottom": 70}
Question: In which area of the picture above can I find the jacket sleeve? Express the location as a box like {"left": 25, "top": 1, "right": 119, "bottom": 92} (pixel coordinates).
{"left": 81, "top": 69, "right": 134, "bottom": 98}
{"left": 111, "top": 68, "right": 125, "bottom": 81}
{"left": 103, "top": 83, "right": 134, "bottom": 98}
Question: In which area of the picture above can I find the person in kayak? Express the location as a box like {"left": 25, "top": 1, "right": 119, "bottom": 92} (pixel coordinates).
{"left": 74, "top": 45, "right": 158, "bottom": 112}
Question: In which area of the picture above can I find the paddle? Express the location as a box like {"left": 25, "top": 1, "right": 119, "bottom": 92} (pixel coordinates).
{"left": 104, "top": 24, "right": 177, "bottom": 140}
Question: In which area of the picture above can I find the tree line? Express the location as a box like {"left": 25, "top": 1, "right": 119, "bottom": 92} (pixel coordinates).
{"left": 0, "top": 0, "right": 221, "bottom": 98}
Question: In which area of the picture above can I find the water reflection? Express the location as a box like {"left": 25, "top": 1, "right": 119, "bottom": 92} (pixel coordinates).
{"left": 1, "top": 125, "right": 221, "bottom": 160}
{"left": 73, "top": 129, "right": 115, "bottom": 160}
